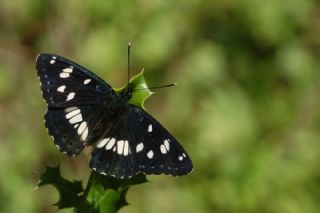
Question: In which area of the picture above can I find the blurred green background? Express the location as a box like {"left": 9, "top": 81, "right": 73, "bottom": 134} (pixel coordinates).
{"left": 1, "top": 0, "right": 320, "bottom": 212}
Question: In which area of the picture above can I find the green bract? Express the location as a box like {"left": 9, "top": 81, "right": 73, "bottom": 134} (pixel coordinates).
{"left": 115, "top": 70, "right": 154, "bottom": 109}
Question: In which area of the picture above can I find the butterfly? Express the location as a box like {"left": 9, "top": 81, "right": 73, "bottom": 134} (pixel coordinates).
{"left": 36, "top": 53, "right": 193, "bottom": 178}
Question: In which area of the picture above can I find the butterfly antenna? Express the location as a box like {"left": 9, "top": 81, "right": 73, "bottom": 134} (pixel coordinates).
{"left": 127, "top": 42, "right": 177, "bottom": 92}
{"left": 128, "top": 41, "right": 131, "bottom": 85}
{"left": 134, "top": 83, "right": 177, "bottom": 91}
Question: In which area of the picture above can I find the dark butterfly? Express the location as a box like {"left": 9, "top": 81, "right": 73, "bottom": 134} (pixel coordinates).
{"left": 36, "top": 53, "right": 193, "bottom": 178}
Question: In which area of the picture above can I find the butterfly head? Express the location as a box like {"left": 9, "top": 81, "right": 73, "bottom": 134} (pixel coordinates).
{"left": 119, "top": 85, "right": 133, "bottom": 101}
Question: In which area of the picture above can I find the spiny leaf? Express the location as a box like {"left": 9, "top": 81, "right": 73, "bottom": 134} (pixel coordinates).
{"left": 37, "top": 165, "right": 83, "bottom": 209}
{"left": 83, "top": 182, "right": 121, "bottom": 213}
{"left": 116, "top": 70, "right": 154, "bottom": 109}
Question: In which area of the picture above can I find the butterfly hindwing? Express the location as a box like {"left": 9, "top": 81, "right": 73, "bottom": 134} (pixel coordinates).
{"left": 90, "top": 105, "right": 193, "bottom": 178}
{"left": 45, "top": 104, "right": 115, "bottom": 156}
{"left": 36, "top": 54, "right": 115, "bottom": 108}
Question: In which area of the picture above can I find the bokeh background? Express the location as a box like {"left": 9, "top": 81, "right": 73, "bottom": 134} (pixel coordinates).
{"left": 1, "top": 0, "right": 320, "bottom": 212}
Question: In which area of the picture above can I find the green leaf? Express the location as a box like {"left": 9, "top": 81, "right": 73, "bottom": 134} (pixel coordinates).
{"left": 37, "top": 165, "right": 84, "bottom": 209}
{"left": 76, "top": 172, "right": 148, "bottom": 213}
{"left": 85, "top": 183, "right": 121, "bottom": 213}
{"left": 115, "top": 69, "right": 154, "bottom": 109}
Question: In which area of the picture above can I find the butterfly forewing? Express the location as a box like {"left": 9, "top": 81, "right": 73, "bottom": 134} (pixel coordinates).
{"left": 90, "top": 105, "right": 193, "bottom": 178}
{"left": 45, "top": 104, "right": 114, "bottom": 155}
{"left": 36, "top": 54, "right": 115, "bottom": 155}
{"left": 36, "top": 54, "right": 115, "bottom": 108}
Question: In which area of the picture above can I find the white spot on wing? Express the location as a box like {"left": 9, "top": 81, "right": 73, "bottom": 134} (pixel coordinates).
{"left": 84, "top": 79, "right": 91, "bottom": 84}
{"left": 178, "top": 156, "right": 183, "bottom": 161}
{"left": 160, "top": 144, "right": 167, "bottom": 154}
{"left": 164, "top": 139, "right": 170, "bottom": 151}
{"left": 147, "top": 150, "right": 154, "bottom": 159}
{"left": 65, "top": 108, "right": 80, "bottom": 119}
{"left": 81, "top": 127, "right": 88, "bottom": 141}
{"left": 97, "top": 138, "right": 110, "bottom": 148}
{"left": 117, "top": 140, "right": 124, "bottom": 155}
{"left": 64, "top": 107, "right": 77, "bottom": 113}
{"left": 57, "top": 85, "right": 66, "bottom": 93}
{"left": 106, "top": 138, "right": 116, "bottom": 150}
{"left": 136, "top": 143, "right": 144, "bottom": 153}
{"left": 50, "top": 60, "right": 55, "bottom": 64}
{"left": 66, "top": 92, "right": 75, "bottom": 101}
{"left": 69, "top": 113, "right": 82, "bottom": 124}
{"left": 52, "top": 56, "right": 57, "bottom": 59}
{"left": 182, "top": 153, "right": 186, "bottom": 158}
{"left": 123, "top": 140, "right": 129, "bottom": 156}
{"left": 77, "top": 122, "right": 87, "bottom": 134}
{"left": 62, "top": 67, "right": 73, "bottom": 73}
{"left": 60, "top": 72, "right": 70, "bottom": 78}
{"left": 148, "top": 124, "right": 152, "bottom": 132}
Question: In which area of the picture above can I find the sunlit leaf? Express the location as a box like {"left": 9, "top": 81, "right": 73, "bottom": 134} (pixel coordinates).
{"left": 76, "top": 173, "right": 148, "bottom": 213}
{"left": 115, "top": 69, "right": 154, "bottom": 109}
